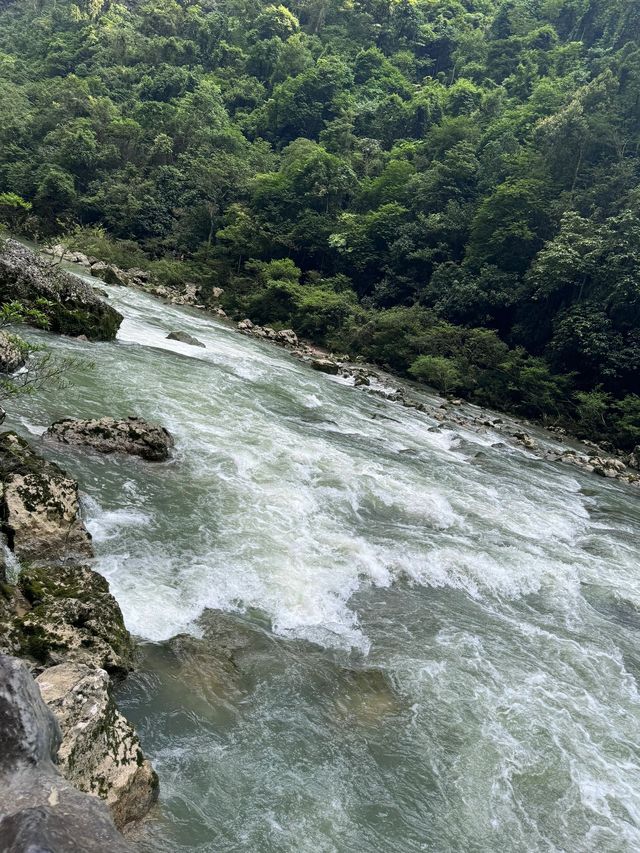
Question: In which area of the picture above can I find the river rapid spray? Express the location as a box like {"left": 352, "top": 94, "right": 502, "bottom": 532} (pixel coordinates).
{"left": 6, "top": 272, "right": 640, "bottom": 852}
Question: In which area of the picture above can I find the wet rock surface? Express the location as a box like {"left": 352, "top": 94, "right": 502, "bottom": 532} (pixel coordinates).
{"left": 5, "top": 563, "right": 133, "bottom": 677}
{"left": 0, "top": 432, "right": 93, "bottom": 563}
{"left": 36, "top": 663, "right": 158, "bottom": 829}
{"left": 0, "top": 239, "right": 122, "bottom": 340}
{"left": 167, "top": 330, "right": 205, "bottom": 347}
{"left": 310, "top": 357, "right": 341, "bottom": 375}
{"left": 0, "top": 435, "right": 156, "bottom": 835}
{"left": 0, "top": 654, "right": 133, "bottom": 853}
{"left": 46, "top": 416, "right": 174, "bottom": 462}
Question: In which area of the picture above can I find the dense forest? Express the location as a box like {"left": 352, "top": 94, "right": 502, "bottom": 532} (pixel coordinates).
{"left": 0, "top": 0, "right": 638, "bottom": 447}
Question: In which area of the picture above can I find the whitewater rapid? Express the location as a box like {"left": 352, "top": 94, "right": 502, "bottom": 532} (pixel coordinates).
{"left": 9, "top": 279, "right": 640, "bottom": 852}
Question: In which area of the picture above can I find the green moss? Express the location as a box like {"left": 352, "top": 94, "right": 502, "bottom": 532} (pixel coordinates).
{"left": 42, "top": 301, "right": 121, "bottom": 342}
{"left": 20, "top": 574, "right": 46, "bottom": 604}
{"left": 18, "top": 622, "right": 52, "bottom": 663}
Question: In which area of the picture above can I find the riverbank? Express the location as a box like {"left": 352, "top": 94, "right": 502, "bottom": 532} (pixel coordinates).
{"left": 44, "top": 243, "right": 639, "bottom": 491}
{"left": 4, "top": 260, "right": 640, "bottom": 852}
{"left": 0, "top": 240, "right": 159, "bottom": 846}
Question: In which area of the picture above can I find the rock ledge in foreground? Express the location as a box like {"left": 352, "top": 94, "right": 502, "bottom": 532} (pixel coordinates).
{"left": 46, "top": 416, "right": 174, "bottom": 462}
{"left": 36, "top": 662, "right": 158, "bottom": 829}
{"left": 0, "top": 654, "right": 133, "bottom": 852}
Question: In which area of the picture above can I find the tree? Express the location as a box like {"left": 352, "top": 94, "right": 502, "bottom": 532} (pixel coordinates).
{"left": 409, "top": 355, "right": 461, "bottom": 394}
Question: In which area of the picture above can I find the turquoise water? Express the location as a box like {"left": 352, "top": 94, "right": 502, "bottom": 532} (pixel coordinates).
{"left": 8, "top": 279, "right": 640, "bottom": 852}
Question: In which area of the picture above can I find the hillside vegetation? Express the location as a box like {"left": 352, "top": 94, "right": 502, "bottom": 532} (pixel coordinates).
{"left": 0, "top": 0, "right": 639, "bottom": 446}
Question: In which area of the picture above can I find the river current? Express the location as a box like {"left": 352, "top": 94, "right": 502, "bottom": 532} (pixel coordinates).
{"left": 7, "top": 275, "right": 640, "bottom": 852}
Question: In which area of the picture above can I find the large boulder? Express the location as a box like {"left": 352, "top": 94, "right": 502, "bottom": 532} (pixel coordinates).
{"left": 9, "top": 563, "right": 133, "bottom": 677}
{"left": 0, "top": 432, "right": 93, "bottom": 564}
{"left": 89, "top": 262, "right": 130, "bottom": 287}
{"left": 36, "top": 663, "right": 158, "bottom": 829}
{"left": 46, "top": 416, "right": 174, "bottom": 462}
{"left": 0, "top": 654, "right": 133, "bottom": 852}
{"left": 0, "top": 239, "right": 123, "bottom": 341}
{"left": 310, "top": 357, "right": 340, "bottom": 375}
{"left": 166, "top": 330, "right": 205, "bottom": 347}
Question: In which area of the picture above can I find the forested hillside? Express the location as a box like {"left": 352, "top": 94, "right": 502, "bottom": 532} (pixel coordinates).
{"left": 0, "top": 0, "right": 639, "bottom": 446}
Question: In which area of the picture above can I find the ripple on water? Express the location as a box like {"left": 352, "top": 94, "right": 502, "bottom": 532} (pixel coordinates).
{"left": 7, "top": 283, "right": 640, "bottom": 853}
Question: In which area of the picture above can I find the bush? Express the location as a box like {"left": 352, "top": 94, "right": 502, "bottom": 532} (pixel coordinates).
{"left": 612, "top": 395, "right": 640, "bottom": 449}
{"left": 65, "top": 226, "right": 148, "bottom": 270}
{"left": 408, "top": 355, "right": 461, "bottom": 394}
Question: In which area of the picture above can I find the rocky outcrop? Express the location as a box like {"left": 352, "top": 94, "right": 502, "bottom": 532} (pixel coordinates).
{"left": 0, "top": 331, "right": 26, "bottom": 374}
{"left": 0, "top": 435, "right": 156, "bottom": 831}
{"left": 0, "top": 654, "right": 133, "bottom": 852}
{"left": 89, "top": 261, "right": 129, "bottom": 287}
{"left": 45, "top": 416, "right": 174, "bottom": 462}
{"left": 0, "top": 432, "right": 93, "bottom": 563}
{"left": 6, "top": 563, "right": 133, "bottom": 677}
{"left": 0, "top": 239, "right": 123, "bottom": 340}
{"left": 310, "top": 357, "right": 340, "bottom": 375}
{"left": 167, "top": 330, "right": 205, "bottom": 347}
{"left": 236, "top": 320, "right": 299, "bottom": 347}
{"left": 36, "top": 663, "right": 158, "bottom": 829}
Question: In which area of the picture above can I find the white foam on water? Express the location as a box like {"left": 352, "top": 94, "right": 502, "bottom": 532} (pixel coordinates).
{"left": 75, "top": 290, "right": 601, "bottom": 650}
{"left": 11, "top": 281, "right": 640, "bottom": 852}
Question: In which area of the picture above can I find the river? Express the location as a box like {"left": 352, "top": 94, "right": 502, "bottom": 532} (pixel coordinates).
{"left": 6, "top": 274, "right": 640, "bottom": 852}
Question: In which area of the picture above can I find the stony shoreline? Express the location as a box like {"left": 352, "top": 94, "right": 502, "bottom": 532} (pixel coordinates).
{"left": 45, "top": 242, "right": 639, "bottom": 490}
{"left": 0, "top": 240, "right": 161, "bottom": 847}
{"left": 0, "top": 431, "right": 159, "bottom": 839}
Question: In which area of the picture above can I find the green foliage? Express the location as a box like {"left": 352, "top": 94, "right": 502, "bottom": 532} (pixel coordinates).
{"left": 0, "top": 0, "right": 638, "bottom": 446}
{"left": 409, "top": 356, "right": 461, "bottom": 395}
{"left": 0, "top": 301, "right": 49, "bottom": 330}
{"left": 65, "top": 226, "right": 147, "bottom": 270}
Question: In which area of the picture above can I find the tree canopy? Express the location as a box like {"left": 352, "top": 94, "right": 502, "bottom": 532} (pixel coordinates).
{"left": 0, "top": 0, "right": 638, "bottom": 446}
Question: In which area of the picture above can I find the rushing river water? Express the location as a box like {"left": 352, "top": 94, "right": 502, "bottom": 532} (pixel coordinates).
{"left": 7, "top": 274, "right": 640, "bottom": 852}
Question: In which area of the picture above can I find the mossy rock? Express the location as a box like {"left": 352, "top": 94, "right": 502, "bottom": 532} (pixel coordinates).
{"left": 11, "top": 565, "right": 133, "bottom": 678}
{"left": 0, "top": 239, "right": 123, "bottom": 341}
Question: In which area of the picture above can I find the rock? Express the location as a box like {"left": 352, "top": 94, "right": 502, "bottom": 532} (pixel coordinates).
{"left": 0, "top": 330, "right": 26, "bottom": 374}
{"left": 8, "top": 563, "right": 133, "bottom": 676}
{"left": 89, "top": 262, "right": 128, "bottom": 287}
{"left": 335, "top": 668, "right": 400, "bottom": 727}
{"left": 166, "top": 331, "right": 205, "bottom": 348}
{"left": 0, "top": 240, "right": 122, "bottom": 340}
{"left": 0, "top": 432, "right": 93, "bottom": 564}
{"left": 311, "top": 358, "right": 340, "bottom": 375}
{"left": 125, "top": 268, "right": 150, "bottom": 283}
{"left": 627, "top": 446, "right": 640, "bottom": 471}
{"left": 182, "top": 283, "right": 199, "bottom": 305}
{"left": 237, "top": 319, "right": 254, "bottom": 330}
{"left": 0, "top": 654, "right": 133, "bottom": 852}
{"left": 213, "top": 307, "right": 227, "bottom": 317}
{"left": 69, "top": 252, "right": 91, "bottom": 267}
{"left": 591, "top": 455, "right": 626, "bottom": 477}
{"left": 76, "top": 334, "right": 89, "bottom": 342}
{"left": 45, "top": 416, "right": 174, "bottom": 462}
{"left": 36, "top": 663, "right": 158, "bottom": 829}
{"left": 513, "top": 431, "right": 537, "bottom": 450}
{"left": 274, "top": 328, "right": 298, "bottom": 346}
{"left": 43, "top": 243, "right": 67, "bottom": 259}
{"left": 210, "top": 286, "right": 224, "bottom": 299}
